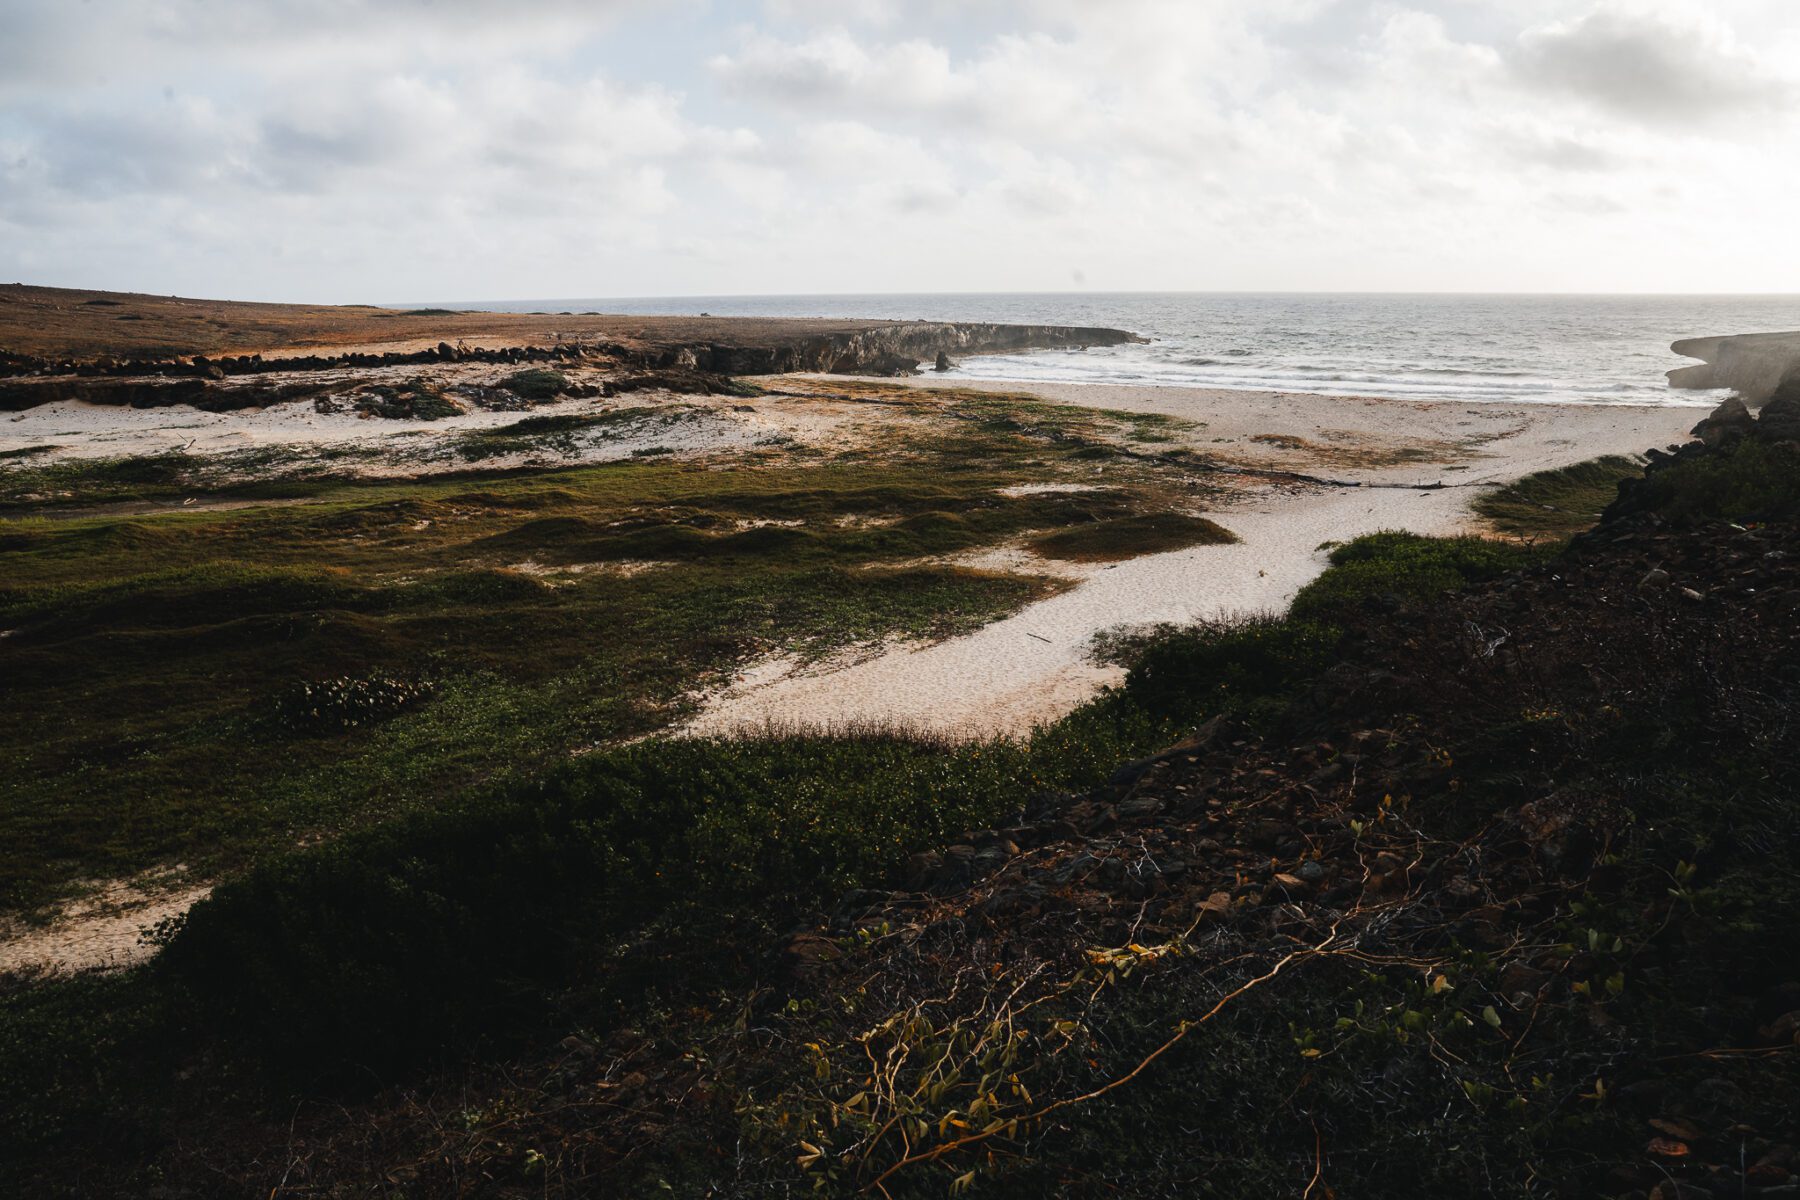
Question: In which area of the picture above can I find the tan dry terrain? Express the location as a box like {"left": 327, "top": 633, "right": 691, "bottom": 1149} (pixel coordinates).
{"left": 0, "top": 284, "right": 906, "bottom": 361}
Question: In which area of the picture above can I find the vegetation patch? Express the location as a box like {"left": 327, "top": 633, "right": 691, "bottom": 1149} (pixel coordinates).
{"left": 500, "top": 368, "right": 570, "bottom": 401}
{"left": 273, "top": 673, "right": 436, "bottom": 734}
{"left": 1028, "top": 511, "right": 1236, "bottom": 561}
{"left": 351, "top": 377, "right": 463, "bottom": 420}
{"left": 0, "top": 398, "right": 1228, "bottom": 913}
{"left": 0, "top": 444, "right": 57, "bottom": 461}
{"left": 0, "top": 516, "right": 1645, "bottom": 1195}
{"left": 1473, "top": 453, "right": 1642, "bottom": 538}
{"left": 1610, "top": 436, "right": 1800, "bottom": 525}
{"left": 1289, "top": 529, "right": 1544, "bottom": 621}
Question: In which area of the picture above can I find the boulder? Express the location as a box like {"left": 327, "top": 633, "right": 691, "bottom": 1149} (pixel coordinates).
{"left": 934, "top": 350, "right": 955, "bottom": 372}
{"left": 1689, "top": 395, "right": 1754, "bottom": 447}
{"left": 1756, "top": 375, "right": 1800, "bottom": 441}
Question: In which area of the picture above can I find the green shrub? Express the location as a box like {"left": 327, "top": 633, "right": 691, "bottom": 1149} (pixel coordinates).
{"left": 1611, "top": 438, "right": 1800, "bottom": 525}
{"left": 1028, "top": 513, "right": 1236, "bottom": 562}
{"left": 1110, "top": 615, "right": 1340, "bottom": 726}
{"left": 1290, "top": 530, "right": 1543, "bottom": 623}
{"left": 501, "top": 369, "right": 570, "bottom": 401}
{"left": 162, "top": 733, "right": 1043, "bottom": 1073}
{"left": 152, "top": 527, "right": 1534, "bottom": 1077}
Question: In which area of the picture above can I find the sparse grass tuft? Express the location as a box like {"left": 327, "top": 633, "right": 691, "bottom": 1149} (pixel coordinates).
{"left": 1473, "top": 454, "right": 1642, "bottom": 538}
{"left": 1028, "top": 512, "right": 1236, "bottom": 561}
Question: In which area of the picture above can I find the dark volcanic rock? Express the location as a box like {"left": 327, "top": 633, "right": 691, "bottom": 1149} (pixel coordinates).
{"left": 1690, "top": 396, "right": 1754, "bottom": 447}
{"left": 1758, "top": 377, "right": 1800, "bottom": 441}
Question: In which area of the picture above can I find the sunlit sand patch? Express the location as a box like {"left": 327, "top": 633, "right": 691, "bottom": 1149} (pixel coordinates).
{"left": 996, "top": 481, "right": 1109, "bottom": 497}
{"left": 0, "top": 869, "right": 212, "bottom": 976}
{"left": 867, "top": 542, "right": 1097, "bottom": 582}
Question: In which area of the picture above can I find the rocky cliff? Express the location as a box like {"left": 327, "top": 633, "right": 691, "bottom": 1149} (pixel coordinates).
{"left": 668, "top": 320, "right": 1142, "bottom": 376}
{"left": 1668, "top": 329, "right": 1800, "bottom": 404}
{"left": 0, "top": 318, "right": 1144, "bottom": 412}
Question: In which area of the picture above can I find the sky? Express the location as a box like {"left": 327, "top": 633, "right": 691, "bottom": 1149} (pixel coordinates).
{"left": 1, "top": 0, "right": 1797, "bottom": 302}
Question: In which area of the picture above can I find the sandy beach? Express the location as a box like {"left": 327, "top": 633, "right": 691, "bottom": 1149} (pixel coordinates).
{"left": 685, "top": 378, "right": 1702, "bottom": 738}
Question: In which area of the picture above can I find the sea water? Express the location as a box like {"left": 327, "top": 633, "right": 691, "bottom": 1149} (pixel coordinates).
{"left": 438, "top": 292, "right": 1800, "bottom": 407}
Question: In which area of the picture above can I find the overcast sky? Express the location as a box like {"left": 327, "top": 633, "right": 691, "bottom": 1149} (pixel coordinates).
{"left": 1, "top": 0, "right": 1796, "bottom": 302}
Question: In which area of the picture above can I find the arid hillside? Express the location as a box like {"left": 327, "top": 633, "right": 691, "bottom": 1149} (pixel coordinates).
{"left": 0, "top": 285, "right": 1136, "bottom": 366}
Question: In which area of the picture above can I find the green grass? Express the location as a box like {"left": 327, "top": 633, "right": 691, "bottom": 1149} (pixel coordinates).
{"left": 1472, "top": 454, "right": 1642, "bottom": 538}
{"left": 0, "top": 406, "right": 1231, "bottom": 913}
{"left": 1290, "top": 530, "right": 1546, "bottom": 620}
{"left": 118, "top": 532, "right": 1532, "bottom": 1043}
{"left": 0, "top": 446, "right": 360, "bottom": 510}
{"left": 7, "top": 444, "right": 1797, "bottom": 1196}
{"left": 1027, "top": 512, "right": 1235, "bottom": 561}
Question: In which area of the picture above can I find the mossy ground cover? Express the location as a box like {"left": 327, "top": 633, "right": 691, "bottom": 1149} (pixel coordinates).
{"left": 1473, "top": 453, "right": 1643, "bottom": 538}
{"left": 0, "top": 445, "right": 360, "bottom": 510}
{"left": 0, "top": 394, "right": 1227, "bottom": 914}
{"left": 1615, "top": 436, "right": 1800, "bottom": 524}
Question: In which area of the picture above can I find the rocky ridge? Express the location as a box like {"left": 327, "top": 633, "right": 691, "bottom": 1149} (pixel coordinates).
{"left": 0, "top": 320, "right": 1141, "bottom": 413}
{"left": 1669, "top": 332, "right": 1800, "bottom": 405}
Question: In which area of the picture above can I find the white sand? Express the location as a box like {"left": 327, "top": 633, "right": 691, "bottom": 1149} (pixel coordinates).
{"left": 0, "top": 874, "right": 211, "bottom": 976}
{"left": 685, "top": 381, "right": 1700, "bottom": 739}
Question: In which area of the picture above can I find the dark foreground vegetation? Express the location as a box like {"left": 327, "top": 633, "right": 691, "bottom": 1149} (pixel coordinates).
{"left": 4, "top": 429, "right": 1798, "bottom": 1196}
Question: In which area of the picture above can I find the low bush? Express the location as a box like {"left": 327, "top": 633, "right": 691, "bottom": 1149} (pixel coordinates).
{"left": 0, "top": 520, "right": 1566, "bottom": 1175}
{"left": 1290, "top": 530, "right": 1544, "bottom": 623}
{"left": 162, "top": 733, "right": 1046, "bottom": 1074}
{"left": 1609, "top": 437, "right": 1800, "bottom": 525}
{"left": 153, "top": 529, "right": 1516, "bottom": 1077}
{"left": 501, "top": 368, "right": 570, "bottom": 401}
{"left": 1028, "top": 512, "right": 1235, "bottom": 561}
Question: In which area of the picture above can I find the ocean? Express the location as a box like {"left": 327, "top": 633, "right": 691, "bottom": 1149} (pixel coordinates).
{"left": 442, "top": 292, "right": 1800, "bottom": 408}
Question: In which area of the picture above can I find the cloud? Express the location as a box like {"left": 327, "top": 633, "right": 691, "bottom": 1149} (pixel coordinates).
{"left": 1509, "top": 3, "right": 1795, "bottom": 125}
{"left": 4, "top": 0, "right": 1800, "bottom": 297}
{"left": 0, "top": 0, "right": 641, "bottom": 94}
{"left": 1491, "top": 127, "right": 1632, "bottom": 172}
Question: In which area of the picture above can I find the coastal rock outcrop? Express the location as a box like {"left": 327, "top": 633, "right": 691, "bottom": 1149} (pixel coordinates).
{"left": 659, "top": 321, "right": 1140, "bottom": 377}
{"left": 1689, "top": 395, "right": 1755, "bottom": 447}
{"left": 1757, "top": 376, "right": 1800, "bottom": 440}
{"left": 0, "top": 319, "right": 1143, "bottom": 411}
{"left": 1669, "top": 331, "right": 1800, "bottom": 405}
